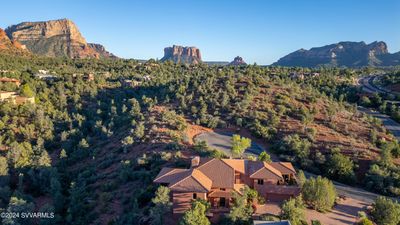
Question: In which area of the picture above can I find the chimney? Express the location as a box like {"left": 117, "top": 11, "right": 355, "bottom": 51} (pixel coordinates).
{"left": 191, "top": 156, "right": 200, "bottom": 168}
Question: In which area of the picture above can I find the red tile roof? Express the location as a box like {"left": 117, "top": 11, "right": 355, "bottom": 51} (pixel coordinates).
{"left": 169, "top": 169, "right": 212, "bottom": 192}
{"left": 153, "top": 167, "right": 188, "bottom": 183}
{"left": 154, "top": 158, "right": 296, "bottom": 192}
{"left": 222, "top": 159, "right": 246, "bottom": 174}
{"left": 154, "top": 168, "right": 212, "bottom": 193}
{"left": 248, "top": 161, "right": 283, "bottom": 179}
{"left": 196, "top": 158, "right": 235, "bottom": 189}
{"left": 270, "top": 162, "right": 296, "bottom": 175}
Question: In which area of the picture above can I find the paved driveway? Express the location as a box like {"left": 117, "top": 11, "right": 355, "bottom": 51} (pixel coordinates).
{"left": 195, "top": 131, "right": 266, "bottom": 157}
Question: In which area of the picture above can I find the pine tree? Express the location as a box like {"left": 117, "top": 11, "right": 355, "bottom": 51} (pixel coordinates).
{"left": 180, "top": 200, "right": 210, "bottom": 225}
{"left": 149, "top": 186, "right": 172, "bottom": 225}
{"left": 280, "top": 196, "right": 306, "bottom": 225}
{"left": 231, "top": 135, "right": 251, "bottom": 158}
{"left": 302, "top": 176, "right": 336, "bottom": 212}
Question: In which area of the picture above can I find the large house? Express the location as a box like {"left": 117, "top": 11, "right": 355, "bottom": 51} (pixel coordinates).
{"left": 0, "top": 77, "right": 21, "bottom": 87}
{"left": 0, "top": 91, "right": 35, "bottom": 104}
{"left": 154, "top": 157, "right": 300, "bottom": 214}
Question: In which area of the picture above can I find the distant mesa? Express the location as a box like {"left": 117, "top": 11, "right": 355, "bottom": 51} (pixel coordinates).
{"left": 161, "top": 45, "right": 202, "bottom": 64}
{"left": 229, "top": 56, "right": 247, "bottom": 66}
{"left": 273, "top": 41, "right": 400, "bottom": 67}
{"left": 5, "top": 18, "right": 116, "bottom": 59}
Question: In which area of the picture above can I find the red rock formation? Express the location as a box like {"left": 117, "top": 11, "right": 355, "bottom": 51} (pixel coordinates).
{"left": 0, "top": 28, "right": 29, "bottom": 54}
{"left": 229, "top": 56, "right": 247, "bottom": 66}
{"left": 88, "top": 43, "right": 118, "bottom": 58}
{"left": 273, "top": 41, "right": 398, "bottom": 67}
{"left": 5, "top": 19, "right": 114, "bottom": 59}
{"left": 161, "top": 45, "right": 202, "bottom": 64}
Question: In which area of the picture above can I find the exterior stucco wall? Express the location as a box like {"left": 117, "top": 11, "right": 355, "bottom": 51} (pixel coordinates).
{"left": 172, "top": 192, "right": 207, "bottom": 214}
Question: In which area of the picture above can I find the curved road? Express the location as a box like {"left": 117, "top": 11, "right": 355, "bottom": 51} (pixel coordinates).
{"left": 358, "top": 75, "right": 400, "bottom": 140}
{"left": 358, "top": 75, "right": 387, "bottom": 94}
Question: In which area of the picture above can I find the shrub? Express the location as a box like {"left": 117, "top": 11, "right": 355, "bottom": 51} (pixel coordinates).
{"left": 311, "top": 220, "right": 322, "bottom": 225}
{"left": 371, "top": 196, "right": 400, "bottom": 225}
{"left": 180, "top": 200, "right": 210, "bottom": 225}
{"left": 258, "top": 151, "right": 272, "bottom": 162}
{"left": 325, "top": 152, "right": 356, "bottom": 184}
{"left": 357, "top": 218, "right": 373, "bottom": 225}
{"left": 302, "top": 176, "right": 337, "bottom": 212}
{"left": 280, "top": 196, "right": 306, "bottom": 225}
{"left": 231, "top": 135, "right": 251, "bottom": 158}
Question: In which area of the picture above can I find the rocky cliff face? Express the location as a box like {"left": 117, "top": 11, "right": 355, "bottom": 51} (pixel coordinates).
{"left": 161, "top": 45, "right": 202, "bottom": 64}
{"left": 0, "top": 28, "right": 28, "bottom": 55}
{"left": 229, "top": 56, "right": 247, "bottom": 66}
{"left": 5, "top": 19, "right": 114, "bottom": 59}
{"left": 88, "top": 43, "right": 117, "bottom": 58}
{"left": 273, "top": 41, "right": 399, "bottom": 67}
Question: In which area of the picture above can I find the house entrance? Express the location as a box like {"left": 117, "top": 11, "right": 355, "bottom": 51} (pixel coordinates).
{"left": 219, "top": 197, "right": 226, "bottom": 207}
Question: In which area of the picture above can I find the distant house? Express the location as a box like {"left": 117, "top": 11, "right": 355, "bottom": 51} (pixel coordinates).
{"left": 14, "top": 96, "right": 35, "bottom": 104}
{"left": 289, "top": 72, "right": 304, "bottom": 80}
{"left": 38, "top": 69, "right": 49, "bottom": 74}
{"left": 143, "top": 75, "right": 151, "bottom": 81}
{"left": 311, "top": 72, "right": 320, "bottom": 77}
{"left": 0, "top": 91, "right": 34, "bottom": 105}
{"left": 0, "top": 91, "right": 17, "bottom": 101}
{"left": 0, "top": 77, "right": 21, "bottom": 87}
{"left": 35, "top": 74, "right": 58, "bottom": 80}
{"left": 121, "top": 79, "right": 142, "bottom": 87}
{"left": 35, "top": 70, "right": 57, "bottom": 80}
{"left": 154, "top": 157, "right": 300, "bottom": 214}
{"left": 83, "top": 73, "right": 95, "bottom": 81}
{"left": 102, "top": 71, "right": 112, "bottom": 78}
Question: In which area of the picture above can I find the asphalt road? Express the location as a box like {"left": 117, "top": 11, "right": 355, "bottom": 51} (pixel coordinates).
{"left": 358, "top": 75, "right": 400, "bottom": 140}
{"left": 359, "top": 74, "right": 400, "bottom": 95}
{"left": 359, "top": 76, "right": 382, "bottom": 94}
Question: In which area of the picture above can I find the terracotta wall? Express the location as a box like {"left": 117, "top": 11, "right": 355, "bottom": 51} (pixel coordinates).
{"left": 172, "top": 192, "right": 206, "bottom": 214}
{"left": 239, "top": 173, "right": 253, "bottom": 187}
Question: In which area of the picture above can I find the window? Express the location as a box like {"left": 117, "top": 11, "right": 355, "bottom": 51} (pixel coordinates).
{"left": 283, "top": 174, "right": 289, "bottom": 182}
{"left": 257, "top": 179, "right": 264, "bottom": 185}
{"left": 235, "top": 173, "right": 241, "bottom": 183}
{"left": 192, "top": 193, "right": 197, "bottom": 199}
{"left": 220, "top": 188, "right": 226, "bottom": 191}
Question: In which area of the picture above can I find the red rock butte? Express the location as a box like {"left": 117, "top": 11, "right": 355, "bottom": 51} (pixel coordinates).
{"left": 161, "top": 45, "right": 202, "bottom": 64}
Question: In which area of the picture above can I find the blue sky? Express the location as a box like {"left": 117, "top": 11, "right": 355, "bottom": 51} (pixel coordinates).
{"left": 1, "top": 0, "right": 399, "bottom": 64}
